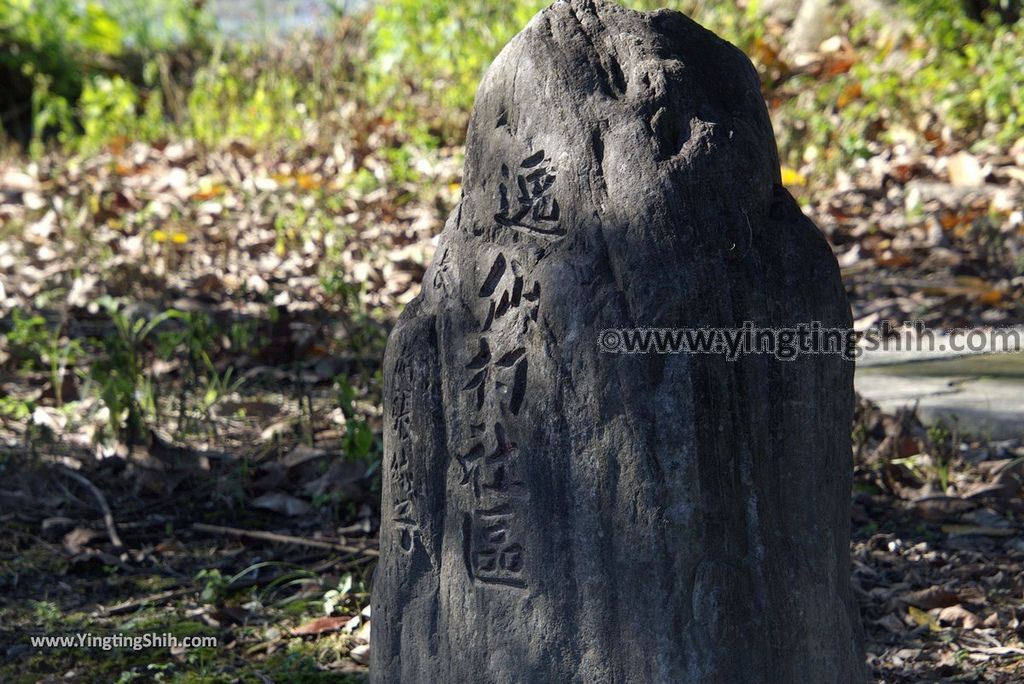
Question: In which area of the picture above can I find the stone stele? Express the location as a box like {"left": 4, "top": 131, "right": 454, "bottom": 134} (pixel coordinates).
{"left": 370, "top": 1, "right": 866, "bottom": 682}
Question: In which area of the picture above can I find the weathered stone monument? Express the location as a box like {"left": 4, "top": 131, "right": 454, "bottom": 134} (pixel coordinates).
{"left": 371, "top": 1, "right": 866, "bottom": 681}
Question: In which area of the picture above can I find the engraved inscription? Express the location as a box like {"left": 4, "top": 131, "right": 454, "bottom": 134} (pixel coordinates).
{"left": 463, "top": 506, "right": 526, "bottom": 588}
{"left": 457, "top": 422, "right": 526, "bottom": 499}
{"left": 462, "top": 337, "right": 528, "bottom": 417}
{"left": 432, "top": 247, "right": 453, "bottom": 293}
{"left": 389, "top": 356, "right": 421, "bottom": 555}
{"left": 495, "top": 150, "right": 565, "bottom": 238}
{"left": 478, "top": 254, "right": 541, "bottom": 334}
{"left": 457, "top": 246, "right": 545, "bottom": 589}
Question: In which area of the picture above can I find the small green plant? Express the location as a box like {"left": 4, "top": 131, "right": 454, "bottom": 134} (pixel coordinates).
{"left": 29, "top": 73, "right": 78, "bottom": 154}
{"left": 30, "top": 600, "right": 62, "bottom": 631}
{"left": 1, "top": 0, "right": 214, "bottom": 150}
{"left": 319, "top": 271, "right": 362, "bottom": 308}
{"left": 776, "top": 0, "right": 1023, "bottom": 185}
{"left": 335, "top": 376, "right": 377, "bottom": 464}
{"left": 5, "top": 309, "right": 50, "bottom": 368}
{"left": 1, "top": 0, "right": 120, "bottom": 150}
{"left": 272, "top": 205, "right": 308, "bottom": 255}
{"left": 78, "top": 73, "right": 167, "bottom": 152}
{"left": 152, "top": 310, "right": 242, "bottom": 439}
{"left": 195, "top": 568, "right": 229, "bottom": 604}
{"left": 2, "top": 310, "right": 80, "bottom": 406}
{"left": 0, "top": 396, "right": 33, "bottom": 422}
{"left": 228, "top": 319, "right": 259, "bottom": 352}
{"left": 322, "top": 574, "right": 354, "bottom": 616}
{"left": 88, "top": 299, "right": 184, "bottom": 445}
{"left": 199, "top": 366, "right": 244, "bottom": 416}
{"left": 186, "top": 47, "right": 309, "bottom": 148}
{"left": 928, "top": 419, "right": 956, "bottom": 491}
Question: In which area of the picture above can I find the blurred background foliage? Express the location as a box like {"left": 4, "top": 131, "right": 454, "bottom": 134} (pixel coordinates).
{"left": 0, "top": 0, "right": 1020, "bottom": 174}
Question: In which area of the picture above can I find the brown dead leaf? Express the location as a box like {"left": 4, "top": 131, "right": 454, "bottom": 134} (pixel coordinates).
{"left": 904, "top": 586, "right": 960, "bottom": 610}
{"left": 290, "top": 616, "right": 349, "bottom": 637}
{"left": 976, "top": 290, "right": 1005, "bottom": 306}
{"left": 283, "top": 444, "right": 329, "bottom": 469}
{"left": 942, "top": 524, "right": 1017, "bottom": 537}
{"left": 823, "top": 53, "right": 857, "bottom": 76}
{"left": 937, "top": 604, "right": 980, "bottom": 629}
{"left": 191, "top": 273, "right": 223, "bottom": 294}
{"left": 108, "top": 136, "right": 128, "bottom": 156}
{"left": 968, "top": 646, "right": 1024, "bottom": 657}
{"left": 63, "top": 527, "right": 104, "bottom": 555}
{"left": 954, "top": 275, "right": 993, "bottom": 291}
{"left": 250, "top": 492, "right": 313, "bottom": 517}
{"left": 913, "top": 495, "right": 974, "bottom": 521}
{"left": 961, "top": 482, "right": 1012, "bottom": 501}
{"left": 888, "top": 162, "right": 923, "bottom": 184}
{"left": 209, "top": 606, "right": 254, "bottom": 626}
{"left": 837, "top": 82, "right": 862, "bottom": 109}
{"left": 939, "top": 211, "right": 961, "bottom": 230}
{"left": 114, "top": 162, "right": 149, "bottom": 177}
{"left": 875, "top": 254, "right": 914, "bottom": 268}
{"left": 189, "top": 184, "right": 227, "bottom": 201}
{"left": 227, "top": 140, "right": 256, "bottom": 157}
{"left": 752, "top": 36, "right": 786, "bottom": 71}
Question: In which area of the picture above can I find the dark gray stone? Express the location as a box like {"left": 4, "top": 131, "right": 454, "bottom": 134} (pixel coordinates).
{"left": 370, "top": 1, "right": 866, "bottom": 681}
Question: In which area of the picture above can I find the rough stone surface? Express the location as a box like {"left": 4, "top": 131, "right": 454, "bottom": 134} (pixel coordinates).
{"left": 371, "top": 1, "right": 866, "bottom": 681}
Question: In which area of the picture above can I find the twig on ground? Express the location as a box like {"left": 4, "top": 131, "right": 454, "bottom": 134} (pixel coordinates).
{"left": 71, "top": 550, "right": 136, "bottom": 573}
{"left": 55, "top": 465, "right": 124, "bottom": 549}
{"left": 191, "top": 522, "right": 379, "bottom": 557}
{"left": 93, "top": 554, "right": 357, "bottom": 618}
{"left": 95, "top": 586, "right": 192, "bottom": 617}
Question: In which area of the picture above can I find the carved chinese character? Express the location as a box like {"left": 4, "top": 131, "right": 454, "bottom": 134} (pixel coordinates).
{"left": 462, "top": 339, "right": 528, "bottom": 416}
{"left": 478, "top": 253, "right": 541, "bottom": 334}
{"left": 464, "top": 505, "right": 526, "bottom": 588}
{"left": 457, "top": 423, "right": 526, "bottom": 499}
{"left": 389, "top": 356, "right": 422, "bottom": 554}
{"left": 432, "top": 247, "right": 453, "bottom": 293}
{"left": 494, "top": 150, "right": 565, "bottom": 237}
{"left": 462, "top": 339, "right": 492, "bottom": 411}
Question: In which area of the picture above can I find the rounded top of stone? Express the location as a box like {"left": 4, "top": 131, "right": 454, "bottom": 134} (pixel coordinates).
{"left": 456, "top": 0, "right": 781, "bottom": 254}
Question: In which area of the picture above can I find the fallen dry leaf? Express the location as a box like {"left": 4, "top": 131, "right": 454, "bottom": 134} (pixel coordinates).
{"left": 941, "top": 524, "right": 1016, "bottom": 537}
{"left": 282, "top": 444, "right": 329, "bottom": 469}
{"left": 250, "top": 492, "right": 313, "bottom": 517}
{"left": 350, "top": 643, "right": 370, "bottom": 665}
{"left": 904, "top": 586, "right": 960, "bottom": 610}
{"left": 290, "top": 616, "right": 349, "bottom": 636}
{"left": 907, "top": 605, "right": 942, "bottom": 632}
{"left": 947, "top": 152, "right": 984, "bottom": 187}
{"left": 937, "top": 605, "right": 980, "bottom": 629}
{"left": 63, "top": 527, "right": 104, "bottom": 555}
{"left": 837, "top": 82, "right": 863, "bottom": 109}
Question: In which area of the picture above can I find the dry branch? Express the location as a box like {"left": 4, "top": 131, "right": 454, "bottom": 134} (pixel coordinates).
{"left": 191, "top": 522, "right": 378, "bottom": 557}
{"left": 55, "top": 465, "right": 124, "bottom": 549}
